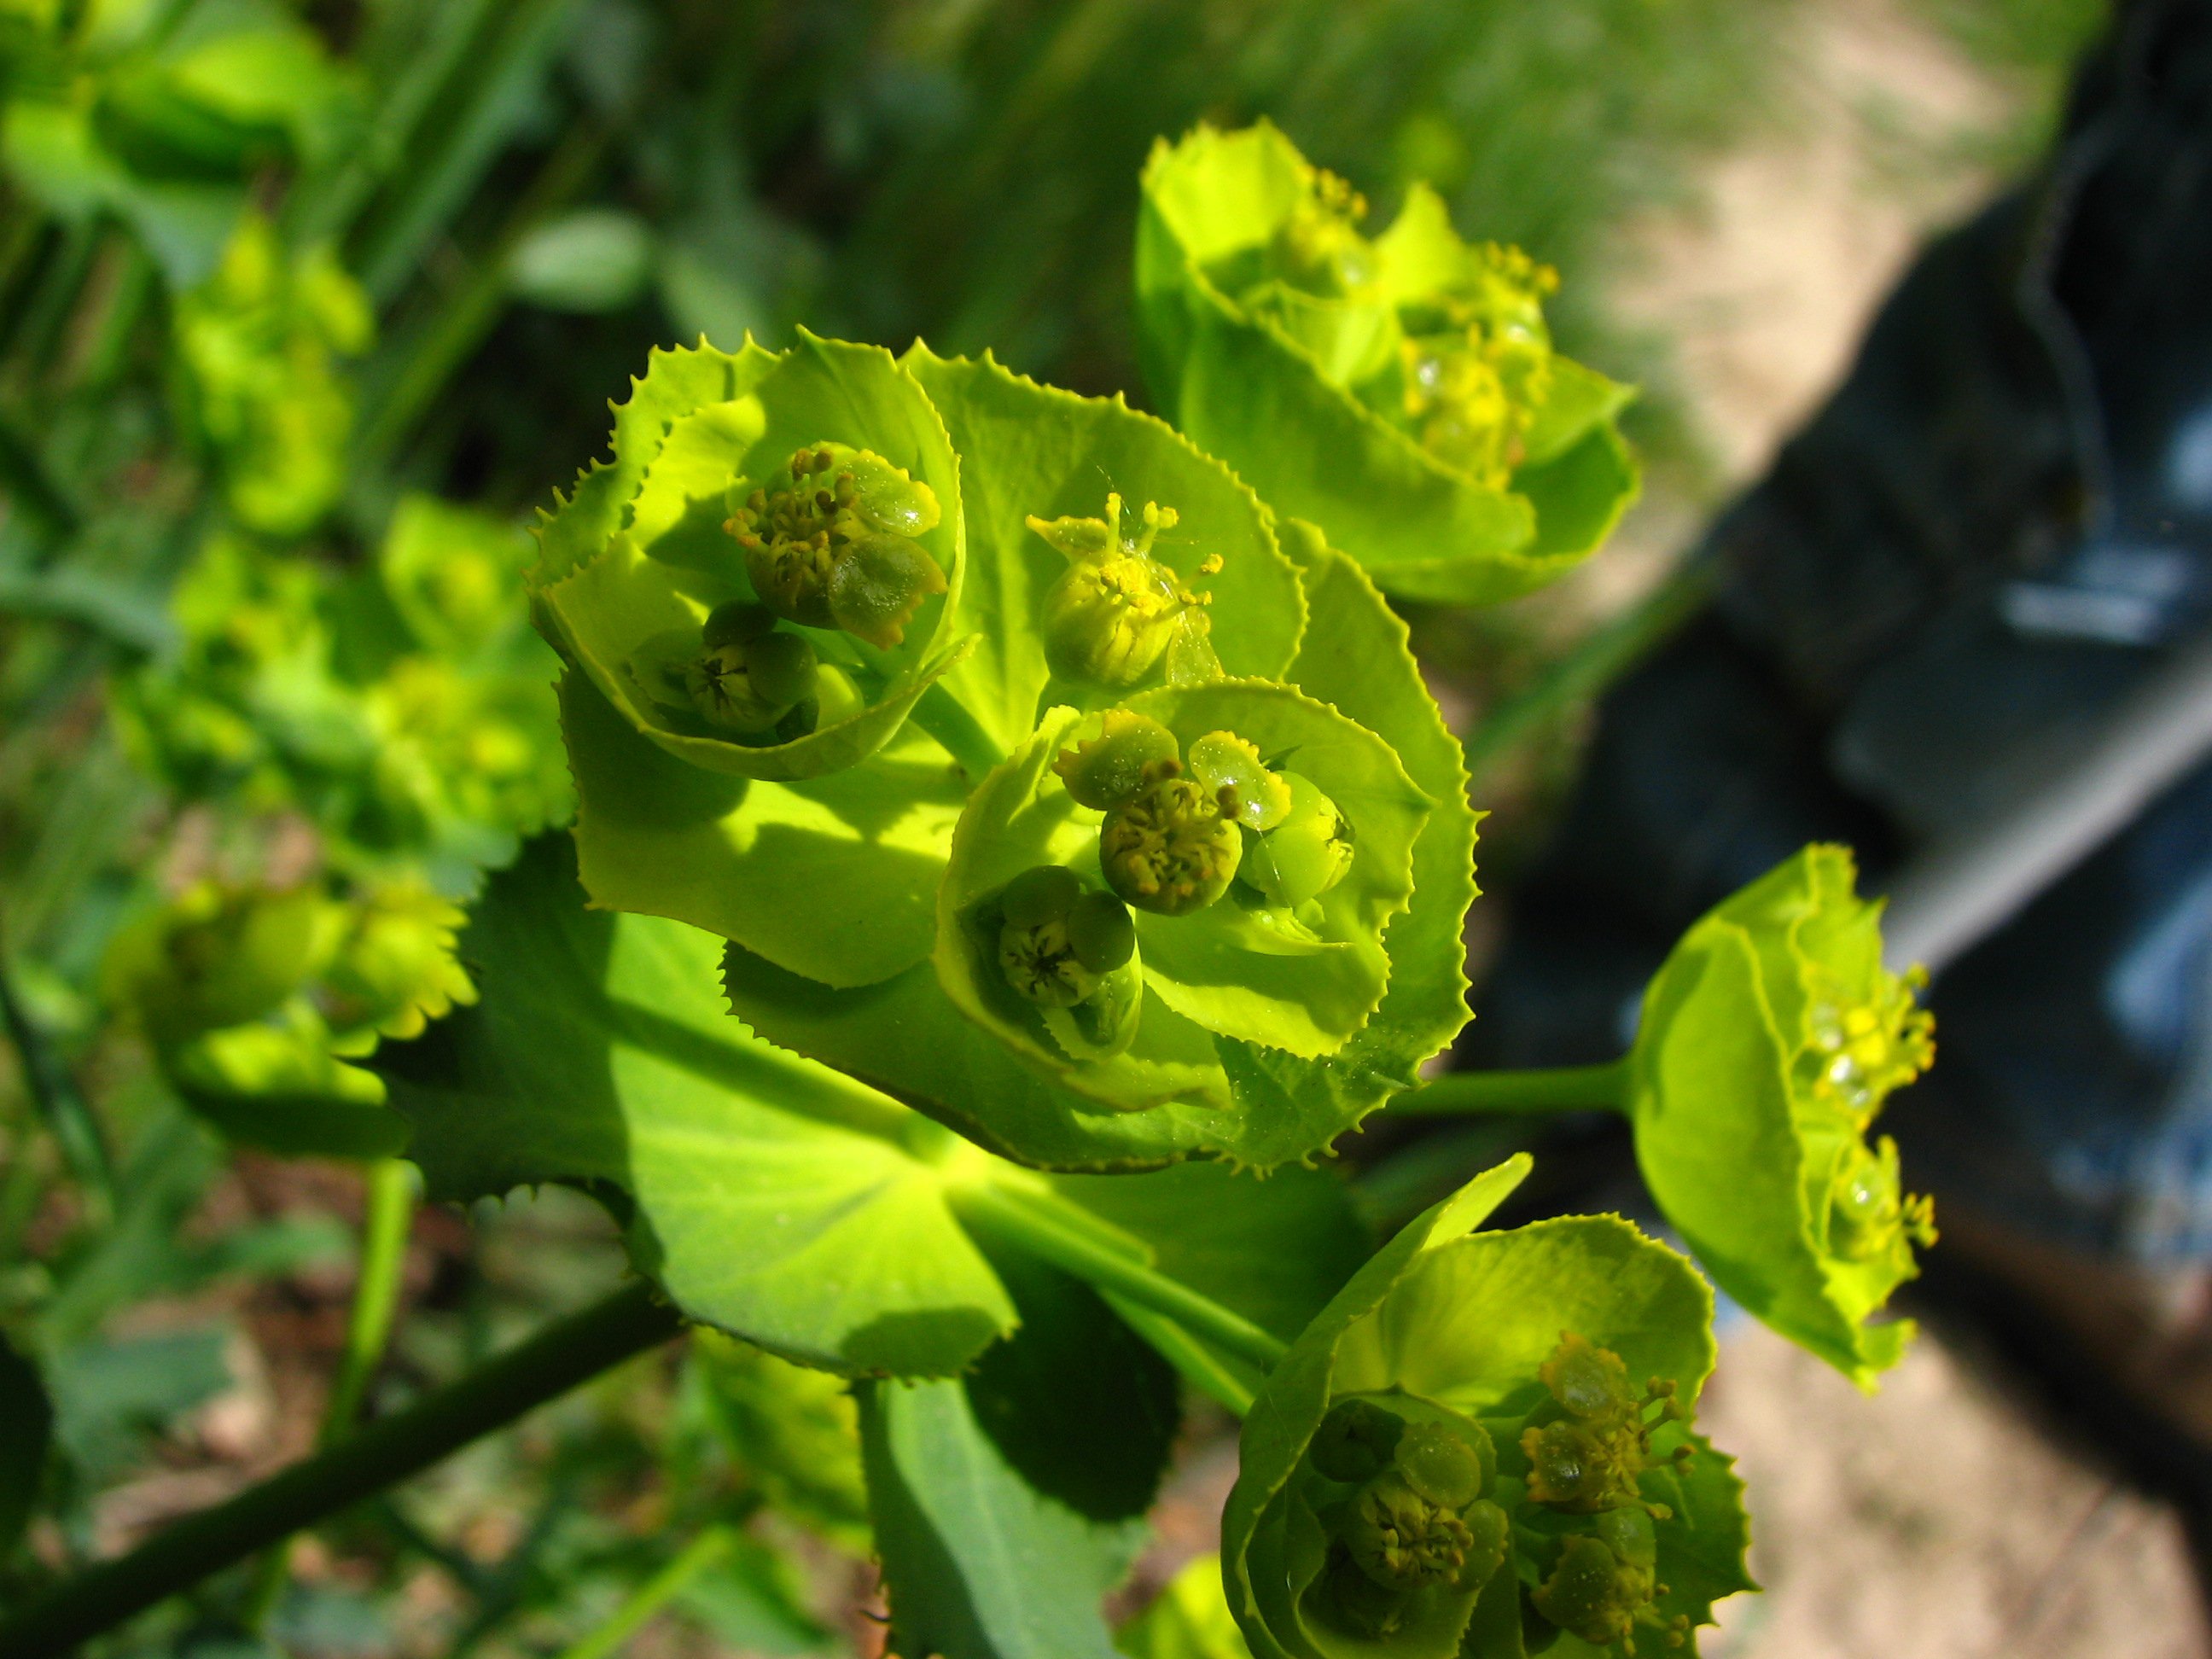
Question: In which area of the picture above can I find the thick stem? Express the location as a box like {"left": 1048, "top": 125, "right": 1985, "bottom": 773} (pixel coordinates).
{"left": 244, "top": 1159, "right": 418, "bottom": 1624}
{"left": 1461, "top": 562, "right": 1712, "bottom": 783}
{"left": 953, "top": 1183, "right": 1287, "bottom": 1374}
{"left": 1388, "top": 1060, "right": 1628, "bottom": 1118}
{"left": 0, "top": 1281, "right": 683, "bottom": 1659}
{"left": 555, "top": 1523, "right": 738, "bottom": 1659}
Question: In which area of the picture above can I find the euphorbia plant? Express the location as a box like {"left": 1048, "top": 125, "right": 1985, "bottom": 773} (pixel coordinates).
{"left": 0, "top": 125, "right": 1942, "bottom": 1659}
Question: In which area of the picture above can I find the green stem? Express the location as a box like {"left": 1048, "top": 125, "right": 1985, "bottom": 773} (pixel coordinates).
{"left": 0, "top": 1281, "right": 683, "bottom": 1659}
{"left": 243, "top": 1158, "right": 418, "bottom": 1624}
{"left": 555, "top": 1524, "right": 736, "bottom": 1659}
{"left": 914, "top": 684, "right": 1007, "bottom": 784}
{"left": 1099, "top": 1290, "right": 1256, "bottom": 1417}
{"left": 0, "top": 924, "right": 112, "bottom": 1226}
{"left": 1461, "top": 561, "right": 1713, "bottom": 783}
{"left": 953, "top": 1184, "right": 1287, "bottom": 1374}
{"left": 1388, "top": 1060, "right": 1629, "bottom": 1118}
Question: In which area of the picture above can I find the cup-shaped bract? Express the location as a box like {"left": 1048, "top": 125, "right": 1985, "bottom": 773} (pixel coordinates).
{"left": 533, "top": 331, "right": 967, "bottom": 787}
{"left": 932, "top": 680, "right": 1429, "bottom": 1120}
{"left": 536, "top": 335, "right": 980, "bottom": 991}
{"left": 1137, "top": 121, "right": 1639, "bottom": 604}
{"left": 1627, "top": 845, "right": 1938, "bottom": 1388}
{"left": 1225, "top": 1159, "right": 1753, "bottom": 1659}
{"left": 720, "top": 527, "right": 1481, "bottom": 1173}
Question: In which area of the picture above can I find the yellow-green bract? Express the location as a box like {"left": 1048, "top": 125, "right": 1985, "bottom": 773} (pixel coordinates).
{"left": 1627, "top": 845, "right": 1938, "bottom": 1388}
{"left": 1136, "top": 121, "right": 1639, "bottom": 605}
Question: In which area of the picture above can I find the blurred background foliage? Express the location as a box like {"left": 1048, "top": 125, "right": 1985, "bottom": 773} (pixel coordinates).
{"left": 0, "top": 0, "right": 2105, "bottom": 1654}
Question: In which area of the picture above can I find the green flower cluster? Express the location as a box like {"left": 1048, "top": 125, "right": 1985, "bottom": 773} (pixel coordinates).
{"left": 118, "top": 495, "right": 571, "bottom": 890}
{"left": 1137, "top": 122, "right": 1639, "bottom": 603}
{"left": 1627, "top": 845, "right": 1938, "bottom": 1385}
{"left": 1226, "top": 1161, "right": 1753, "bottom": 1659}
{"left": 539, "top": 335, "right": 1481, "bottom": 1171}
{"left": 102, "top": 875, "right": 473, "bottom": 1158}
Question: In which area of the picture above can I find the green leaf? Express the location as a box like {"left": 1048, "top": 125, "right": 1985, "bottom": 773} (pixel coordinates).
{"left": 506, "top": 208, "right": 655, "bottom": 314}
{"left": 0, "top": 1331, "right": 49, "bottom": 1561}
{"left": 693, "top": 1330, "right": 870, "bottom": 1549}
{"left": 562, "top": 672, "right": 967, "bottom": 988}
{"left": 1135, "top": 122, "right": 1636, "bottom": 603}
{"left": 903, "top": 348, "right": 1306, "bottom": 753}
{"left": 535, "top": 333, "right": 968, "bottom": 786}
{"left": 862, "top": 1377, "right": 1131, "bottom": 1659}
{"left": 376, "top": 835, "right": 1016, "bottom": 1377}
{"left": 1627, "top": 846, "right": 1934, "bottom": 1388}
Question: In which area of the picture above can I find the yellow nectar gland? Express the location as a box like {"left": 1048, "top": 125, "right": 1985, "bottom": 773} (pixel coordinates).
{"left": 1029, "top": 493, "right": 1215, "bottom": 690}
{"left": 1802, "top": 963, "right": 1936, "bottom": 1121}
{"left": 1401, "top": 243, "right": 1560, "bottom": 488}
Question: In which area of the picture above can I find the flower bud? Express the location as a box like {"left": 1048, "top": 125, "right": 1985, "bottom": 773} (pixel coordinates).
{"left": 1054, "top": 710, "right": 1180, "bottom": 810}
{"left": 1341, "top": 1471, "right": 1476, "bottom": 1591}
{"left": 1030, "top": 492, "right": 1216, "bottom": 689}
{"left": 726, "top": 442, "right": 946, "bottom": 649}
{"left": 1101, "top": 773, "right": 1242, "bottom": 916}
{"left": 1530, "top": 1533, "right": 1659, "bottom": 1650}
{"left": 1242, "top": 772, "right": 1354, "bottom": 908}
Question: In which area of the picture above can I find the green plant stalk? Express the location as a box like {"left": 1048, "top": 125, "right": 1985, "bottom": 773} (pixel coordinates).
{"left": 0, "top": 924, "right": 113, "bottom": 1225}
{"left": 1387, "top": 1059, "right": 1629, "bottom": 1117}
{"left": 0, "top": 1280, "right": 683, "bottom": 1659}
{"left": 953, "top": 1183, "right": 1288, "bottom": 1373}
{"left": 914, "top": 682, "right": 1009, "bottom": 783}
{"left": 1460, "top": 559, "right": 1714, "bottom": 783}
{"left": 555, "top": 1524, "right": 737, "bottom": 1659}
{"left": 1099, "top": 1289, "right": 1256, "bottom": 1417}
{"left": 243, "top": 1157, "right": 418, "bottom": 1624}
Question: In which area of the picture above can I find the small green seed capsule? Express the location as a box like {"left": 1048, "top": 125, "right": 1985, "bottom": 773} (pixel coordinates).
{"left": 1054, "top": 712, "right": 1180, "bottom": 811}
{"left": 827, "top": 530, "right": 948, "bottom": 649}
{"left": 1243, "top": 772, "right": 1354, "bottom": 907}
{"left": 1394, "top": 1423, "right": 1483, "bottom": 1510}
{"left": 1100, "top": 776, "right": 1242, "bottom": 915}
{"left": 1310, "top": 1397, "right": 1406, "bottom": 1484}
{"left": 1002, "top": 864, "right": 1083, "bottom": 930}
{"left": 1028, "top": 493, "right": 1214, "bottom": 690}
{"left": 1187, "top": 731, "right": 1290, "bottom": 831}
{"left": 1064, "top": 891, "right": 1136, "bottom": 973}
{"left": 998, "top": 912, "right": 1099, "bottom": 1010}
{"left": 1458, "top": 1498, "right": 1510, "bottom": 1592}
{"left": 742, "top": 630, "right": 819, "bottom": 709}
{"left": 1532, "top": 1534, "right": 1649, "bottom": 1648}
{"left": 701, "top": 600, "right": 777, "bottom": 652}
{"left": 1594, "top": 1505, "right": 1658, "bottom": 1573}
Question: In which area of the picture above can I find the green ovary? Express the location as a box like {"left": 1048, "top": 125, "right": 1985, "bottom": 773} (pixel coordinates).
{"left": 726, "top": 444, "right": 946, "bottom": 649}
{"left": 1242, "top": 771, "right": 1353, "bottom": 907}
{"left": 995, "top": 864, "right": 1138, "bottom": 1010}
